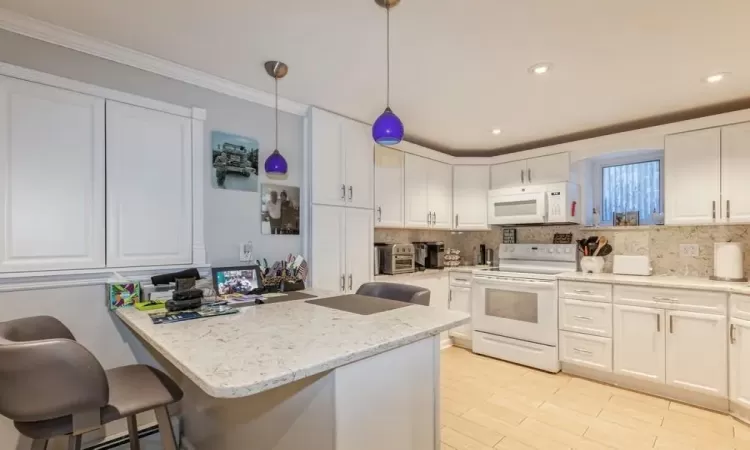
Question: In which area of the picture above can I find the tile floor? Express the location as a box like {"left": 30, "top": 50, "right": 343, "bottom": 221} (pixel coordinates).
{"left": 441, "top": 347, "right": 750, "bottom": 450}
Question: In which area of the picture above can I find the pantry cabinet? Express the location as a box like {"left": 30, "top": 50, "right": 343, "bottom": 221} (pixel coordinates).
{"left": 404, "top": 153, "right": 452, "bottom": 229}
{"left": 374, "top": 146, "right": 404, "bottom": 228}
{"left": 0, "top": 75, "right": 105, "bottom": 272}
{"left": 453, "top": 165, "right": 489, "bottom": 230}
{"left": 310, "top": 108, "right": 373, "bottom": 210}
{"left": 665, "top": 128, "right": 721, "bottom": 225}
{"left": 613, "top": 304, "right": 665, "bottom": 383}
{"left": 311, "top": 205, "right": 373, "bottom": 293}
{"left": 666, "top": 310, "right": 727, "bottom": 396}
{"left": 490, "top": 153, "right": 569, "bottom": 189}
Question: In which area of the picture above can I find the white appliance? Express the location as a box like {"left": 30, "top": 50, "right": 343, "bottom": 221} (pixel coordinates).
{"left": 612, "top": 255, "right": 652, "bottom": 276}
{"left": 472, "top": 243, "right": 578, "bottom": 372}
{"left": 487, "top": 182, "right": 580, "bottom": 226}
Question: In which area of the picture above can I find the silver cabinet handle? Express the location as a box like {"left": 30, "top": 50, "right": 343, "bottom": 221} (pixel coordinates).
{"left": 727, "top": 200, "right": 731, "bottom": 219}
{"left": 573, "top": 348, "right": 593, "bottom": 355}
{"left": 448, "top": 291, "right": 452, "bottom": 307}
{"left": 528, "top": 168, "right": 532, "bottom": 183}
{"left": 432, "top": 212, "right": 437, "bottom": 225}
{"left": 348, "top": 274, "right": 353, "bottom": 291}
{"left": 713, "top": 201, "right": 716, "bottom": 220}
{"left": 340, "top": 274, "right": 345, "bottom": 291}
{"left": 574, "top": 290, "right": 594, "bottom": 295}
{"left": 656, "top": 313, "right": 660, "bottom": 332}
{"left": 731, "top": 324, "right": 737, "bottom": 344}
{"left": 669, "top": 314, "right": 674, "bottom": 333}
{"left": 573, "top": 315, "right": 592, "bottom": 321}
{"left": 427, "top": 212, "right": 431, "bottom": 225}
{"left": 377, "top": 206, "right": 382, "bottom": 222}
{"left": 455, "top": 214, "right": 459, "bottom": 228}
{"left": 653, "top": 296, "right": 678, "bottom": 303}
{"left": 348, "top": 185, "right": 353, "bottom": 201}
{"left": 521, "top": 170, "right": 525, "bottom": 183}
{"left": 341, "top": 184, "right": 346, "bottom": 200}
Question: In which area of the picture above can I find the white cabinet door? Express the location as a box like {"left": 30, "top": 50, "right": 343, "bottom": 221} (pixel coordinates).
{"left": 428, "top": 159, "right": 453, "bottom": 229}
{"left": 731, "top": 318, "right": 750, "bottom": 408}
{"left": 345, "top": 208, "right": 373, "bottom": 293}
{"left": 106, "top": 101, "right": 192, "bottom": 267}
{"left": 342, "top": 119, "right": 373, "bottom": 210}
{"left": 665, "top": 128, "right": 721, "bottom": 225}
{"left": 666, "top": 310, "right": 727, "bottom": 396}
{"left": 613, "top": 304, "right": 665, "bottom": 383}
{"left": 525, "top": 153, "right": 570, "bottom": 185}
{"left": 311, "top": 205, "right": 346, "bottom": 293}
{"left": 0, "top": 76, "right": 105, "bottom": 272}
{"left": 404, "top": 153, "right": 430, "bottom": 228}
{"left": 311, "top": 108, "right": 345, "bottom": 207}
{"left": 721, "top": 122, "right": 750, "bottom": 223}
{"left": 491, "top": 160, "right": 527, "bottom": 189}
{"left": 374, "top": 146, "right": 404, "bottom": 228}
{"left": 449, "top": 286, "right": 472, "bottom": 339}
{"left": 453, "top": 165, "right": 489, "bottom": 230}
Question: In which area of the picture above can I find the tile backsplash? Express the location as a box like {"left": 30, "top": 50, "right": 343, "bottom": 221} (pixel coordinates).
{"left": 375, "top": 225, "right": 750, "bottom": 278}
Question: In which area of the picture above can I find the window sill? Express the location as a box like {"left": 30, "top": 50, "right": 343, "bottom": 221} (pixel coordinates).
{"left": 582, "top": 225, "right": 663, "bottom": 231}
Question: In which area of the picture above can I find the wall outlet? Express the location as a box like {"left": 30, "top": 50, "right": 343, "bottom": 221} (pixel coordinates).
{"left": 680, "top": 244, "right": 699, "bottom": 258}
{"left": 239, "top": 242, "right": 253, "bottom": 262}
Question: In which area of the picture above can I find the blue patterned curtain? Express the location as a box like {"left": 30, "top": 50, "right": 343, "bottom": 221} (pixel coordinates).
{"left": 602, "top": 160, "right": 660, "bottom": 224}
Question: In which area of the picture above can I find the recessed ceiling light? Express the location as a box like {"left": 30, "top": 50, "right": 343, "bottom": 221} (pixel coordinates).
{"left": 492, "top": 128, "right": 503, "bottom": 135}
{"left": 704, "top": 72, "right": 729, "bottom": 84}
{"left": 529, "top": 63, "right": 552, "bottom": 75}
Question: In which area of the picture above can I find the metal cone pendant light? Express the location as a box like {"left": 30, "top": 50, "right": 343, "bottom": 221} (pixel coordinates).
{"left": 264, "top": 61, "right": 289, "bottom": 175}
{"left": 372, "top": 0, "right": 404, "bottom": 145}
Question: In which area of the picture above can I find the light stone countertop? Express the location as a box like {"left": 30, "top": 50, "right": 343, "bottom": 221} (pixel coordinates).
{"left": 116, "top": 289, "right": 469, "bottom": 399}
{"left": 558, "top": 272, "right": 750, "bottom": 295}
{"left": 374, "top": 265, "right": 490, "bottom": 279}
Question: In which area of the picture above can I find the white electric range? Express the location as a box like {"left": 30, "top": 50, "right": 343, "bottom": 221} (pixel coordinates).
{"left": 471, "top": 243, "right": 578, "bottom": 373}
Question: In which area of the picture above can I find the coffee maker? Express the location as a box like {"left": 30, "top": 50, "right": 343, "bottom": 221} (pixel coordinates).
{"left": 413, "top": 241, "right": 445, "bottom": 270}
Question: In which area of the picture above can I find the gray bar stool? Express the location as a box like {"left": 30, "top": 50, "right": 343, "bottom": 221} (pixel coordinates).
{"left": 0, "top": 316, "right": 183, "bottom": 450}
{"left": 356, "top": 282, "right": 431, "bottom": 306}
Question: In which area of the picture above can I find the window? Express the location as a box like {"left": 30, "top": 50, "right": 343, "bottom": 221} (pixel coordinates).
{"left": 593, "top": 151, "right": 664, "bottom": 226}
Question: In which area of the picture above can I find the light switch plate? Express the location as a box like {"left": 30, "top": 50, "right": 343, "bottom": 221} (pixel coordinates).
{"left": 680, "top": 244, "right": 699, "bottom": 258}
{"left": 239, "top": 242, "right": 253, "bottom": 262}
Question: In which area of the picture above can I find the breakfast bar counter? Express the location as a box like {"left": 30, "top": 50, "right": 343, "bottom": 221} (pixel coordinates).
{"left": 117, "top": 290, "right": 469, "bottom": 450}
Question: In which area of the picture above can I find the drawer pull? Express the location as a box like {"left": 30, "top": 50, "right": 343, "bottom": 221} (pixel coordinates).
{"left": 573, "top": 315, "right": 593, "bottom": 321}
{"left": 454, "top": 278, "right": 469, "bottom": 282}
{"left": 573, "top": 290, "right": 594, "bottom": 295}
{"left": 573, "top": 348, "right": 593, "bottom": 355}
{"left": 653, "top": 296, "right": 678, "bottom": 303}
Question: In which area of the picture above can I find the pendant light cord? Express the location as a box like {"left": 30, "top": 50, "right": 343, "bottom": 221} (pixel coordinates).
{"left": 386, "top": 5, "right": 390, "bottom": 107}
{"left": 275, "top": 73, "right": 279, "bottom": 150}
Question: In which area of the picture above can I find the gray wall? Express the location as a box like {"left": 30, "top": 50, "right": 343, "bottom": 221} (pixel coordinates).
{"left": 0, "top": 29, "right": 304, "bottom": 265}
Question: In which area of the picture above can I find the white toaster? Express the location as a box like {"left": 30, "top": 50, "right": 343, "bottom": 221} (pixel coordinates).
{"left": 613, "top": 255, "right": 652, "bottom": 276}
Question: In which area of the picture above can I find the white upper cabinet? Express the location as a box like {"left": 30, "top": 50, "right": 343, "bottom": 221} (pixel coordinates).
{"left": 721, "top": 122, "right": 750, "bottom": 223}
{"left": 665, "top": 128, "right": 721, "bottom": 225}
{"left": 310, "top": 108, "right": 373, "bottom": 210}
{"left": 106, "top": 101, "right": 192, "bottom": 267}
{"left": 613, "top": 304, "right": 665, "bottom": 383}
{"left": 428, "top": 159, "right": 453, "bottom": 229}
{"left": 665, "top": 310, "right": 727, "bottom": 397}
{"left": 404, "top": 153, "right": 431, "bottom": 227}
{"left": 0, "top": 76, "right": 105, "bottom": 272}
{"left": 374, "top": 146, "right": 404, "bottom": 228}
{"left": 525, "top": 153, "right": 570, "bottom": 185}
{"left": 491, "top": 159, "right": 527, "bottom": 189}
{"left": 453, "top": 165, "right": 489, "bottom": 230}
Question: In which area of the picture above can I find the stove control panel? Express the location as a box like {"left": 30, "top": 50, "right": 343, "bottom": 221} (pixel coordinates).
{"left": 498, "top": 244, "right": 578, "bottom": 262}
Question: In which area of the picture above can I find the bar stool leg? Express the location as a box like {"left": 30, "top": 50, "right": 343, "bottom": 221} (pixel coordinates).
{"left": 66, "top": 435, "right": 81, "bottom": 450}
{"left": 126, "top": 415, "right": 141, "bottom": 450}
{"left": 26, "top": 439, "right": 48, "bottom": 450}
{"left": 155, "top": 406, "right": 177, "bottom": 450}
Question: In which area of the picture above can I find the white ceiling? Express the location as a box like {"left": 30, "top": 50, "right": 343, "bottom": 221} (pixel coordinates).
{"left": 2, "top": 0, "right": 749, "bottom": 153}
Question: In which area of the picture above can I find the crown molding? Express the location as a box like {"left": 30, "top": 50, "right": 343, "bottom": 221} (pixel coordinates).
{"left": 0, "top": 7, "right": 310, "bottom": 116}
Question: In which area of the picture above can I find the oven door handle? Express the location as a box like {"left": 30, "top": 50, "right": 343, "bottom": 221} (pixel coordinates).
{"left": 473, "top": 276, "right": 556, "bottom": 288}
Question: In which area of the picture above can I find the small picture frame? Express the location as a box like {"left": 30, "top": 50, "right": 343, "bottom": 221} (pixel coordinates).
{"left": 108, "top": 282, "right": 141, "bottom": 310}
{"left": 613, "top": 212, "right": 626, "bottom": 226}
{"left": 625, "top": 211, "right": 640, "bottom": 226}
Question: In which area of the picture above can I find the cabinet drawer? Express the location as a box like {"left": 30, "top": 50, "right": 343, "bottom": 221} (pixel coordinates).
{"left": 559, "top": 331, "right": 612, "bottom": 372}
{"left": 731, "top": 294, "right": 750, "bottom": 321}
{"left": 449, "top": 272, "right": 473, "bottom": 287}
{"left": 614, "top": 285, "right": 727, "bottom": 314}
{"left": 559, "top": 299, "right": 612, "bottom": 337}
{"left": 559, "top": 281, "right": 612, "bottom": 303}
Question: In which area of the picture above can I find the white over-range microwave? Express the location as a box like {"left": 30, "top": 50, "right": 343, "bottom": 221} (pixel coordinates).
{"left": 487, "top": 182, "right": 580, "bottom": 226}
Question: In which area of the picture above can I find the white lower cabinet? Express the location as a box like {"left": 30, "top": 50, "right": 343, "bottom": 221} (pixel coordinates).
{"left": 559, "top": 331, "right": 612, "bottom": 372}
{"left": 666, "top": 310, "right": 727, "bottom": 396}
{"left": 613, "top": 304, "right": 666, "bottom": 383}
{"left": 730, "top": 317, "right": 750, "bottom": 408}
{"left": 559, "top": 298, "right": 612, "bottom": 337}
{"left": 449, "top": 286, "right": 472, "bottom": 341}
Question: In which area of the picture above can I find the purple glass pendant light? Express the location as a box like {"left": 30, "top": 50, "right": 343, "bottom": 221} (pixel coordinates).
{"left": 372, "top": 0, "right": 404, "bottom": 145}
{"left": 264, "top": 61, "right": 289, "bottom": 175}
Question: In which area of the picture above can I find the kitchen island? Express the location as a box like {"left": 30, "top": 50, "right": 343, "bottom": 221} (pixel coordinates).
{"left": 117, "top": 290, "right": 469, "bottom": 450}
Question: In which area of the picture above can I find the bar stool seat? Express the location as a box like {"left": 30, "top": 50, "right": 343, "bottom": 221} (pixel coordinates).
{"left": 356, "top": 282, "right": 431, "bottom": 306}
{"left": 15, "top": 364, "right": 183, "bottom": 440}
